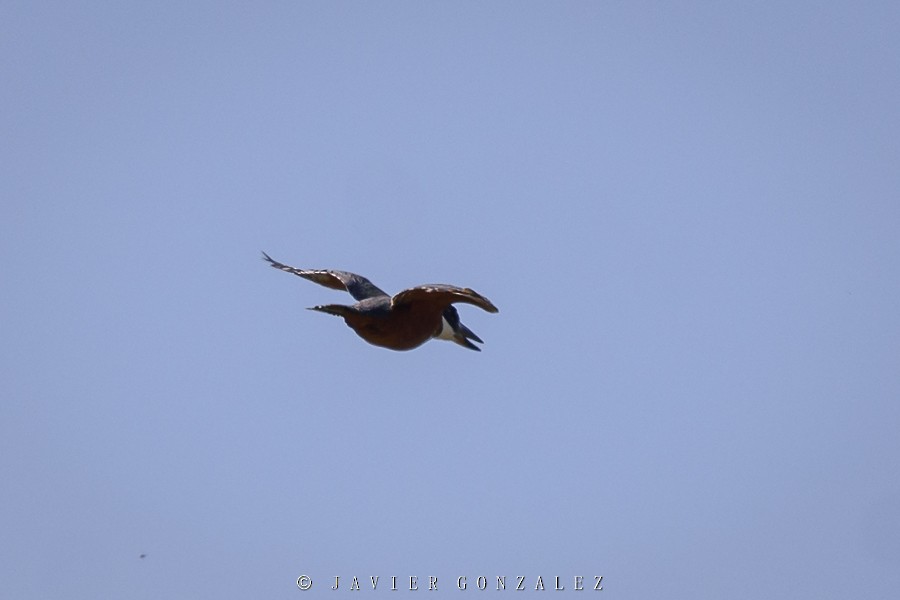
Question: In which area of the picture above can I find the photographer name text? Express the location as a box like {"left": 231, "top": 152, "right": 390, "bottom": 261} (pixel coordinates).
{"left": 296, "top": 575, "right": 603, "bottom": 592}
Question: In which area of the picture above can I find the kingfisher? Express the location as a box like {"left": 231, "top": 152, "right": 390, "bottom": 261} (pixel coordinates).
{"left": 262, "top": 252, "right": 498, "bottom": 351}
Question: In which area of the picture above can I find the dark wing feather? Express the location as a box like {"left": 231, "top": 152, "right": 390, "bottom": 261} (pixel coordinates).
{"left": 391, "top": 284, "right": 499, "bottom": 313}
{"left": 262, "top": 252, "right": 389, "bottom": 300}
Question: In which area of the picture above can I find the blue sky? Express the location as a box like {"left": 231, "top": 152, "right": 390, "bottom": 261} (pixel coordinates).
{"left": 2, "top": 2, "right": 899, "bottom": 598}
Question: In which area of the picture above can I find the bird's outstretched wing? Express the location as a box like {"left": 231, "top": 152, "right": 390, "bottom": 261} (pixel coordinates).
{"left": 262, "top": 252, "right": 389, "bottom": 300}
{"left": 392, "top": 284, "right": 499, "bottom": 313}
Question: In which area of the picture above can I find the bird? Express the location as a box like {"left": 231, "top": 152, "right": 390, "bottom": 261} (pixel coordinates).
{"left": 262, "top": 252, "right": 498, "bottom": 351}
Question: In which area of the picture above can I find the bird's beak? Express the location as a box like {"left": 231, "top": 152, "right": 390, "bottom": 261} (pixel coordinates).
{"left": 307, "top": 304, "right": 352, "bottom": 318}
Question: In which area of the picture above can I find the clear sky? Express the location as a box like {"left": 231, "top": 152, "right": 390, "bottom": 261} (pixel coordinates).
{"left": 2, "top": 2, "right": 899, "bottom": 598}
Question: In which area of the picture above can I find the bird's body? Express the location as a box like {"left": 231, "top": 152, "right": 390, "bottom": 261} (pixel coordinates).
{"left": 262, "top": 253, "right": 498, "bottom": 351}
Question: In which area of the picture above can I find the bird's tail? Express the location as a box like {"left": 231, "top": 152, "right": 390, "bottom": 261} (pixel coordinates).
{"left": 451, "top": 322, "right": 483, "bottom": 351}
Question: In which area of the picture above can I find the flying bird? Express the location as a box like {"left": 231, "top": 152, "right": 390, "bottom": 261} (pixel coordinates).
{"left": 262, "top": 252, "right": 498, "bottom": 351}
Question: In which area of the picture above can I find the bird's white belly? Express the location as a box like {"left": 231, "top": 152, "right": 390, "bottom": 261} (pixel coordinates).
{"left": 435, "top": 316, "right": 454, "bottom": 340}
